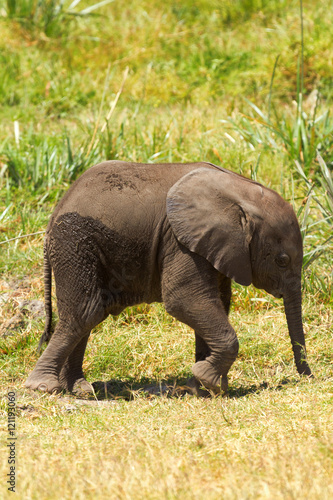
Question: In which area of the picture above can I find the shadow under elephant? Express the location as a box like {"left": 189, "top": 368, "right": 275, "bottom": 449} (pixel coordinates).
{"left": 72, "top": 376, "right": 305, "bottom": 401}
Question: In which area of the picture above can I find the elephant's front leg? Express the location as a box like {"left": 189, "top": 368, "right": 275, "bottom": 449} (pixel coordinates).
{"left": 191, "top": 311, "right": 238, "bottom": 395}
{"left": 195, "top": 333, "right": 211, "bottom": 362}
{"left": 187, "top": 333, "right": 212, "bottom": 396}
{"left": 219, "top": 275, "right": 232, "bottom": 316}
{"left": 161, "top": 247, "right": 238, "bottom": 395}
{"left": 194, "top": 275, "right": 232, "bottom": 363}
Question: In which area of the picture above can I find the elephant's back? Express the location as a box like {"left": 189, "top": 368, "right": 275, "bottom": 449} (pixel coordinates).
{"left": 46, "top": 161, "right": 209, "bottom": 305}
{"left": 49, "top": 161, "right": 206, "bottom": 232}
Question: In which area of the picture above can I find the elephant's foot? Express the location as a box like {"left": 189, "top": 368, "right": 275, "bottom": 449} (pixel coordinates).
{"left": 25, "top": 370, "right": 62, "bottom": 394}
{"left": 185, "top": 376, "right": 211, "bottom": 397}
{"left": 59, "top": 369, "right": 94, "bottom": 398}
{"left": 71, "top": 378, "right": 94, "bottom": 398}
{"left": 192, "top": 360, "right": 229, "bottom": 395}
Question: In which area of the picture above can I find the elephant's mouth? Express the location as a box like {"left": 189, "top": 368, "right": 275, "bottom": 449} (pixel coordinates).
{"left": 266, "top": 277, "right": 283, "bottom": 299}
{"left": 265, "top": 283, "right": 283, "bottom": 299}
{"left": 253, "top": 274, "right": 283, "bottom": 299}
{"left": 261, "top": 282, "right": 283, "bottom": 299}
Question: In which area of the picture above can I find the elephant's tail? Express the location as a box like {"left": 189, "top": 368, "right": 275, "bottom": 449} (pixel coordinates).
{"left": 38, "top": 241, "right": 53, "bottom": 352}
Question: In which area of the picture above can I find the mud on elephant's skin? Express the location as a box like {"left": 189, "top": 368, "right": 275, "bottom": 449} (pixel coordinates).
{"left": 25, "top": 161, "right": 312, "bottom": 396}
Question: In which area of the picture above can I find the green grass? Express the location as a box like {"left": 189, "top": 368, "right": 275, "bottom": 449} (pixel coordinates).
{"left": 2, "top": 0, "right": 116, "bottom": 38}
{"left": 0, "top": 0, "right": 333, "bottom": 498}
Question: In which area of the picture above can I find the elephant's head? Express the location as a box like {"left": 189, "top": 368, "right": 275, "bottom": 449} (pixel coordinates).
{"left": 167, "top": 166, "right": 311, "bottom": 376}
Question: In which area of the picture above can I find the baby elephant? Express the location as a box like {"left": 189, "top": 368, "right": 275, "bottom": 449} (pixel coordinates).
{"left": 26, "top": 161, "right": 312, "bottom": 396}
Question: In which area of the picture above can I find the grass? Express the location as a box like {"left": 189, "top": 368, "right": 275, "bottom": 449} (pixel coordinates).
{"left": 2, "top": 0, "right": 116, "bottom": 38}
{"left": 1, "top": 388, "right": 333, "bottom": 499}
{"left": 1, "top": 298, "right": 332, "bottom": 499}
{"left": 0, "top": 0, "right": 333, "bottom": 498}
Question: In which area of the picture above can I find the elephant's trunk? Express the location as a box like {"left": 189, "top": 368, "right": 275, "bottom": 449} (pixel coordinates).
{"left": 283, "top": 286, "right": 312, "bottom": 376}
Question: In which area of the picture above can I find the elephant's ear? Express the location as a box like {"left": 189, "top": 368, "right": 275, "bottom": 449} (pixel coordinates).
{"left": 166, "top": 167, "right": 256, "bottom": 286}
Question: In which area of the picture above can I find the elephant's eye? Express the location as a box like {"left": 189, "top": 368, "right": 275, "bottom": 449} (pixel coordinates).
{"left": 275, "top": 253, "right": 290, "bottom": 267}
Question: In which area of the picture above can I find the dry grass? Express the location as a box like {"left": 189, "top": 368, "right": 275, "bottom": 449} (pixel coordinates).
{"left": 1, "top": 371, "right": 333, "bottom": 499}
{"left": 1, "top": 289, "right": 332, "bottom": 499}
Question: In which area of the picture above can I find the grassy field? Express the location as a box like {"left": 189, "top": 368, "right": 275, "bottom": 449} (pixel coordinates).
{"left": 0, "top": 0, "right": 332, "bottom": 498}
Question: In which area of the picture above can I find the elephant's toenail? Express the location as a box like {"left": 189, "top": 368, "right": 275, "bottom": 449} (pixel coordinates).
{"left": 38, "top": 384, "right": 47, "bottom": 391}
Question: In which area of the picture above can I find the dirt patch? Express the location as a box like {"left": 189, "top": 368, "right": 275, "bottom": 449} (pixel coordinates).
{"left": 0, "top": 277, "right": 44, "bottom": 337}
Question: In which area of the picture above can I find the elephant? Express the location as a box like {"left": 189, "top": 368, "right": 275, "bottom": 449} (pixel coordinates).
{"left": 25, "top": 161, "right": 312, "bottom": 396}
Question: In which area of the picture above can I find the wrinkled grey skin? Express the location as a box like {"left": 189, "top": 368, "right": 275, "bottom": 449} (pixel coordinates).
{"left": 25, "top": 161, "right": 312, "bottom": 396}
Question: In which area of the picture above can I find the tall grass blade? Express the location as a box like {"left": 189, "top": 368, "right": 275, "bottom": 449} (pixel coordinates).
{"left": 268, "top": 54, "right": 280, "bottom": 123}
{"left": 300, "top": 0, "right": 304, "bottom": 96}
{"left": 76, "top": 0, "right": 115, "bottom": 16}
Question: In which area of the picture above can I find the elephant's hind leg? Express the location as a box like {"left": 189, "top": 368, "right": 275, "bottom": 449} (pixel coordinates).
{"left": 59, "top": 334, "right": 93, "bottom": 395}
{"left": 25, "top": 320, "right": 91, "bottom": 394}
